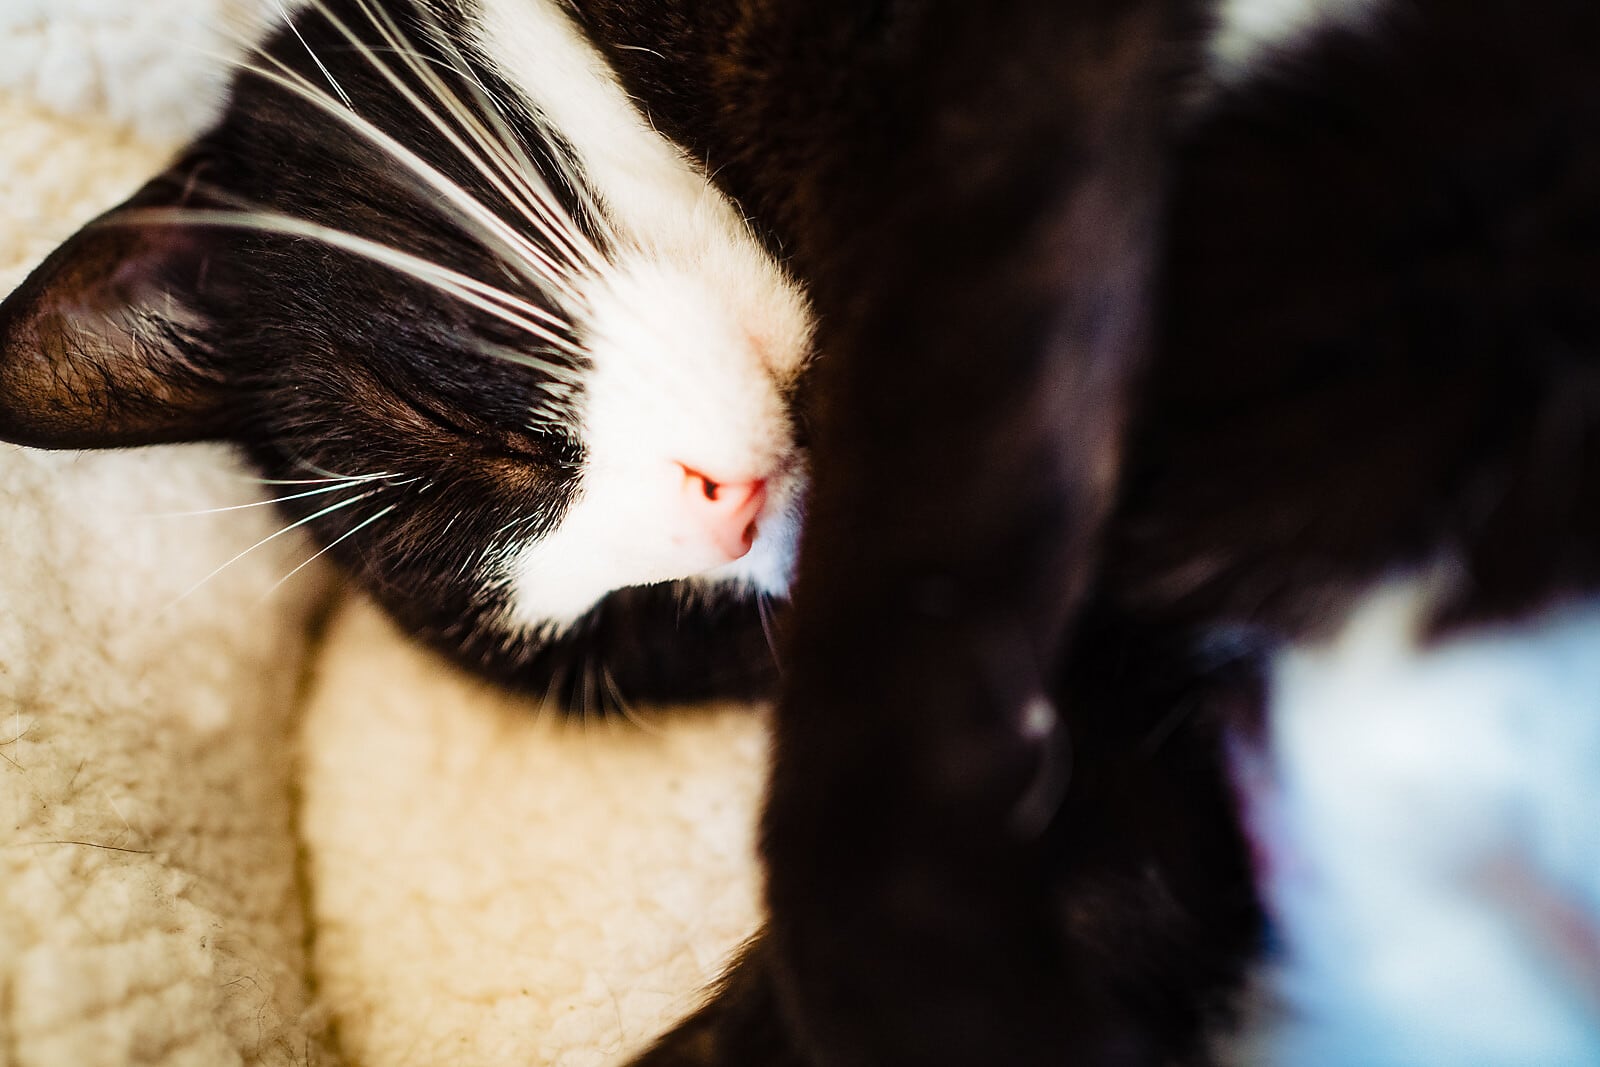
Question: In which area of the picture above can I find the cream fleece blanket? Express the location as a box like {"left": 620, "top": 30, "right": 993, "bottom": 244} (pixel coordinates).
{"left": 0, "top": 3, "right": 765, "bottom": 1065}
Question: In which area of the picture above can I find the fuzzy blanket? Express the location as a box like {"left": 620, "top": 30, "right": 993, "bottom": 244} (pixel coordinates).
{"left": 0, "top": 3, "right": 764, "bottom": 1065}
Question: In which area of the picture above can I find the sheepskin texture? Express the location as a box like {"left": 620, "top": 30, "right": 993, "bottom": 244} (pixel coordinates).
{"left": 0, "top": 3, "right": 765, "bottom": 1065}
{"left": 0, "top": 4, "right": 332, "bottom": 1062}
{"left": 299, "top": 602, "right": 763, "bottom": 1067}
{"left": 0, "top": 437, "right": 327, "bottom": 1067}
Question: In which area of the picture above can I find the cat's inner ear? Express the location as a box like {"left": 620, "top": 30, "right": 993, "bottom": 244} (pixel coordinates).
{"left": 0, "top": 187, "right": 232, "bottom": 450}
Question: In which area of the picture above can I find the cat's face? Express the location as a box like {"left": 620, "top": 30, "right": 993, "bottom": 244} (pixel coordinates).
{"left": 0, "top": 0, "right": 813, "bottom": 702}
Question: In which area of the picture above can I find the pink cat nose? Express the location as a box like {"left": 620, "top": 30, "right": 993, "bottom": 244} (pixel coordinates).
{"left": 678, "top": 464, "right": 768, "bottom": 562}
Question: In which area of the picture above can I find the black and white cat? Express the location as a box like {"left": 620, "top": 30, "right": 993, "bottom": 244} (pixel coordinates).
{"left": 0, "top": 0, "right": 812, "bottom": 708}
{"left": 4, "top": 0, "right": 1598, "bottom": 1063}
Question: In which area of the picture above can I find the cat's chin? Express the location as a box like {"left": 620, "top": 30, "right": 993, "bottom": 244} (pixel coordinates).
{"left": 449, "top": 570, "right": 782, "bottom": 711}
{"left": 498, "top": 532, "right": 798, "bottom": 645}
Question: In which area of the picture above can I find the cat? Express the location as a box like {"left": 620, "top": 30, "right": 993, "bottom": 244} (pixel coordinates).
{"left": 0, "top": 0, "right": 814, "bottom": 710}
{"left": 6, "top": 0, "right": 1597, "bottom": 1061}
{"left": 550, "top": 0, "right": 1600, "bottom": 1063}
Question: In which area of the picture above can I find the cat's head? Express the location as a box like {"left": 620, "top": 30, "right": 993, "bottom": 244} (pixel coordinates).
{"left": 0, "top": 0, "right": 813, "bottom": 702}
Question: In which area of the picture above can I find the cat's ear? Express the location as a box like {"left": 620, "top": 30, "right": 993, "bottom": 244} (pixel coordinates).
{"left": 0, "top": 175, "right": 233, "bottom": 450}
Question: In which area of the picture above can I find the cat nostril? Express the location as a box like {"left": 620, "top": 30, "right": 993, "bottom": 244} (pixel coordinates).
{"left": 676, "top": 463, "right": 769, "bottom": 562}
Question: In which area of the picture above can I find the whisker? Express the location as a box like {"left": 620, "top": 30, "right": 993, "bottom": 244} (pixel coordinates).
{"left": 602, "top": 665, "right": 661, "bottom": 737}
{"left": 146, "top": 477, "right": 388, "bottom": 516}
{"left": 292, "top": 0, "right": 608, "bottom": 281}
{"left": 182, "top": 182, "right": 578, "bottom": 341}
{"left": 194, "top": 15, "right": 612, "bottom": 383}
{"left": 243, "top": 473, "right": 391, "bottom": 485}
{"left": 537, "top": 660, "right": 569, "bottom": 726}
{"left": 207, "top": 3, "right": 609, "bottom": 289}
{"left": 290, "top": 461, "right": 418, "bottom": 488}
{"left": 114, "top": 206, "right": 584, "bottom": 357}
{"left": 439, "top": 47, "right": 619, "bottom": 264}
{"left": 350, "top": 0, "right": 613, "bottom": 267}
{"left": 276, "top": 0, "right": 354, "bottom": 108}
{"left": 469, "top": 337, "right": 587, "bottom": 385}
{"left": 258, "top": 502, "right": 399, "bottom": 602}
{"left": 159, "top": 487, "right": 380, "bottom": 614}
{"left": 213, "top": 45, "right": 589, "bottom": 306}
{"left": 491, "top": 512, "right": 543, "bottom": 540}
{"left": 758, "top": 592, "right": 784, "bottom": 671}
{"left": 581, "top": 657, "right": 596, "bottom": 732}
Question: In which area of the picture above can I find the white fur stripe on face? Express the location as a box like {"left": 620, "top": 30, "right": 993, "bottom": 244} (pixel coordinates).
{"left": 465, "top": 0, "right": 812, "bottom": 630}
{"left": 1230, "top": 582, "right": 1600, "bottom": 1066}
{"left": 468, "top": 0, "right": 758, "bottom": 271}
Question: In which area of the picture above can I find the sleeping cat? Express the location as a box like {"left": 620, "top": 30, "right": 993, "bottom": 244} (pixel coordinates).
{"left": 0, "top": 0, "right": 813, "bottom": 709}
{"left": 6, "top": 0, "right": 1598, "bottom": 1062}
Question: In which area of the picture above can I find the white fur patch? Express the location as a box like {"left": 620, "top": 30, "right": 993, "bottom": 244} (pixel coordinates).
{"left": 502, "top": 247, "right": 808, "bottom": 625}
{"left": 1231, "top": 583, "right": 1600, "bottom": 1065}
{"left": 467, "top": 0, "right": 813, "bottom": 629}
{"left": 1208, "top": 0, "right": 1385, "bottom": 84}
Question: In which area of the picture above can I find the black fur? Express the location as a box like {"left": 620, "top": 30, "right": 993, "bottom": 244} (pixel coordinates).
{"left": 1118, "top": 0, "right": 1600, "bottom": 640}
{"left": 579, "top": 0, "right": 1600, "bottom": 1063}
{"left": 580, "top": 1, "right": 1261, "bottom": 1062}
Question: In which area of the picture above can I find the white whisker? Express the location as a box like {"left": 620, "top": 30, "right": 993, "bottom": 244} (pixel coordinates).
{"left": 160, "top": 487, "right": 380, "bottom": 613}
{"left": 602, "top": 664, "right": 661, "bottom": 736}
{"left": 114, "top": 206, "right": 584, "bottom": 357}
{"left": 613, "top": 44, "right": 667, "bottom": 61}
{"left": 492, "top": 512, "right": 543, "bottom": 539}
{"left": 535, "top": 660, "right": 567, "bottom": 724}
{"left": 758, "top": 591, "right": 780, "bottom": 663}
{"left": 581, "top": 656, "right": 597, "bottom": 731}
{"left": 294, "top": 460, "right": 402, "bottom": 482}
{"left": 147, "top": 477, "right": 390, "bottom": 516}
{"left": 191, "top": 175, "right": 579, "bottom": 340}
{"left": 259, "top": 502, "right": 399, "bottom": 601}
{"left": 244, "top": 473, "right": 390, "bottom": 486}
{"left": 296, "top": 0, "right": 608, "bottom": 279}
{"left": 216, "top": 46, "right": 589, "bottom": 306}
{"left": 353, "top": 0, "right": 614, "bottom": 264}
{"left": 276, "top": 0, "right": 354, "bottom": 108}
{"left": 469, "top": 337, "right": 586, "bottom": 385}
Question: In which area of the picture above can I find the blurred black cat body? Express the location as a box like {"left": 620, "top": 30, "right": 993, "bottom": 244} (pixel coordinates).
{"left": 572, "top": 0, "right": 1600, "bottom": 1062}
